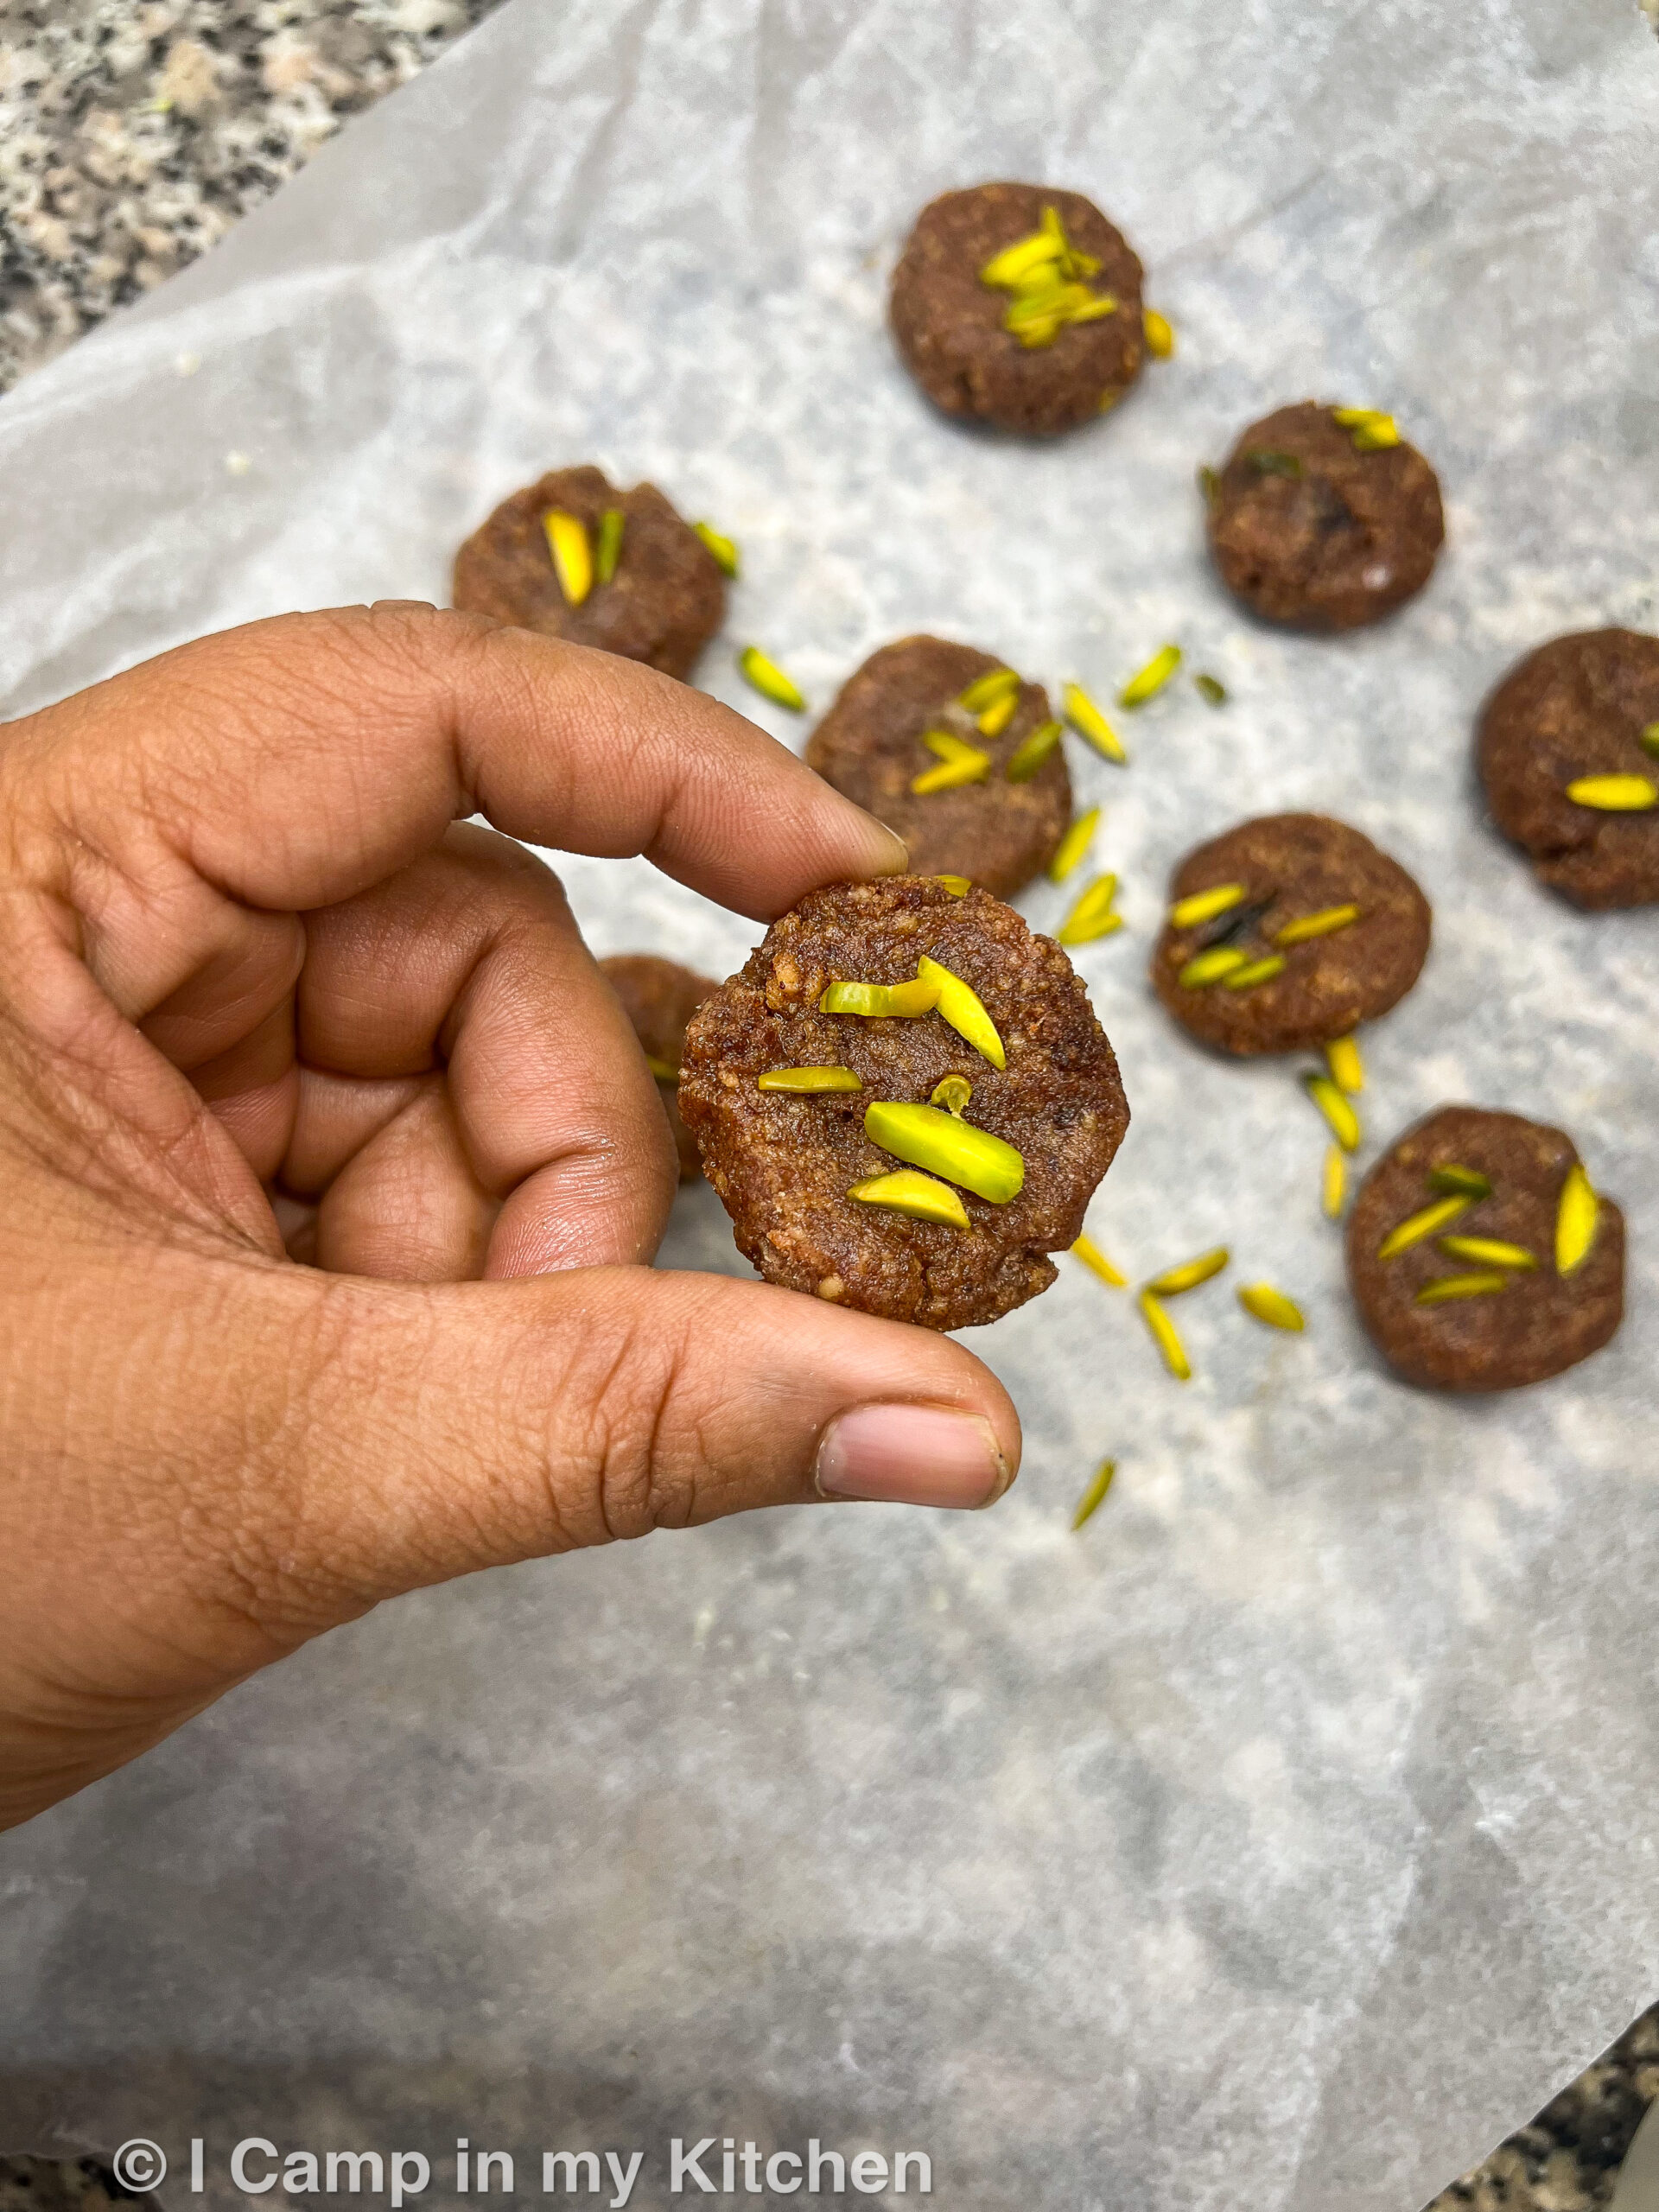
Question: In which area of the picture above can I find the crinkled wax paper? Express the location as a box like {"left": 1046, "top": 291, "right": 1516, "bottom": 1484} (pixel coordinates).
{"left": 3, "top": 3, "right": 1659, "bottom": 2207}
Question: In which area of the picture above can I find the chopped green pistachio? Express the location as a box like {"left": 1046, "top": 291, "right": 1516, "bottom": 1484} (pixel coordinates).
{"left": 1194, "top": 672, "right": 1228, "bottom": 706}
{"left": 1415, "top": 1271, "right": 1509, "bottom": 1306}
{"left": 1428, "top": 1165, "right": 1492, "bottom": 1198}
{"left": 1555, "top": 1162, "right": 1599, "bottom": 1274}
{"left": 543, "top": 509, "right": 593, "bottom": 605}
{"left": 1222, "top": 954, "right": 1287, "bottom": 990}
{"left": 916, "top": 956, "right": 1006, "bottom": 1068}
{"left": 819, "top": 976, "right": 938, "bottom": 1019}
{"left": 1274, "top": 903, "right": 1360, "bottom": 946}
{"left": 1137, "top": 1289, "right": 1191, "bottom": 1380}
{"left": 1566, "top": 773, "right": 1658, "bottom": 810}
{"left": 1071, "top": 1234, "right": 1127, "bottom": 1288}
{"left": 1071, "top": 1459, "right": 1116, "bottom": 1530}
{"left": 757, "top": 1066, "right": 862, "bottom": 1093}
{"left": 1325, "top": 1036, "right": 1364, "bottom": 1096}
{"left": 594, "top": 507, "right": 626, "bottom": 585}
{"left": 738, "top": 645, "right": 805, "bottom": 711}
{"left": 1305, "top": 1074, "right": 1360, "bottom": 1153}
{"left": 1145, "top": 1246, "right": 1228, "bottom": 1296}
{"left": 693, "top": 520, "right": 740, "bottom": 576}
{"left": 1048, "top": 806, "right": 1101, "bottom": 883}
{"left": 1169, "top": 882, "right": 1248, "bottom": 930}
{"left": 1237, "top": 1283, "right": 1305, "bottom": 1332}
{"left": 930, "top": 1075, "right": 972, "bottom": 1116}
{"left": 958, "top": 667, "right": 1021, "bottom": 714}
{"left": 1439, "top": 1235, "right": 1537, "bottom": 1271}
{"left": 1119, "top": 644, "right": 1182, "bottom": 707}
{"left": 1179, "top": 945, "right": 1249, "bottom": 988}
{"left": 1142, "top": 308, "right": 1174, "bottom": 358}
{"left": 1005, "top": 718, "right": 1065, "bottom": 783}
{"left": 1062, "top": 682, "right": 1127, "bottom": 763}
{"left": 848, "top": 1169, "right": 969, "bottom": 1230}
{"left": 1376, "top": 1195, "right": 1471, "bottom": 1261}
{"left": 864, "top": 1099, "right": 1024, "bottom": 1204}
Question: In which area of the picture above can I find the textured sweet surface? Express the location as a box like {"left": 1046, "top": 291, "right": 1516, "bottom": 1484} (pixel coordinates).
{"left": 889, "top": 181, "right": 1145, "bottom": 435}
{"left": 1152, "top": 812, "right": 1432, "bottom": 1053}
{"left": 453, "top": 465, "right": 725, "bottom": 678}
{"left": 679, "top": 877, "right": 1128, "bottom": 1328}
{"left": 1206, "top": 401, "right": 1446, "bottom": 629}
{"left": 599, "top": 953, "right": 716, "bottom": 1181}
{"left": 804, "top": 635, "right": 1071, "bottom": 895}
{"left": 1478, "top": 630, "right": 1659, "bottom": 909}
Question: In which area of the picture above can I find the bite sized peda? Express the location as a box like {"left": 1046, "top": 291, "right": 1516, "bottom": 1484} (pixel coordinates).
{"left": 1347, "top": 1106, "right": 1624, "bottom": 1392}
{"left": 805, "top": 636, "right": 1070, "bottom": 898}
{"left": 1152, "top": 813, "right": 1431, "bottom": 1056}
{"left": 600, "top": 953, "right": 718, "bottom": 1183}
{"left": 1204, "top": 402, "right": 1444, "bottom": 630}
{"left": 1478, "top": 628, "right": 1659, "bottom": 909}
{"left": 890, "top": 182, "right": 1146, "bottom": 436}
{"left": 678, "top": 878, "right": 1128, "bottom": 1331}
{"left": 453, "top": 465, "right": 725, "bottom": 679}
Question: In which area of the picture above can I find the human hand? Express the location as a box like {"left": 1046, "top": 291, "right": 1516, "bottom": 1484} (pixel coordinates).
{"left": 0, "top": 604, "right": 1020, "bottom": 1829}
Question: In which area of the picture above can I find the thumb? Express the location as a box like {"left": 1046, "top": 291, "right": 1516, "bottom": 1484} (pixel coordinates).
{"left": 268, "top": 1262, "right": 1022, "bottom": 1621}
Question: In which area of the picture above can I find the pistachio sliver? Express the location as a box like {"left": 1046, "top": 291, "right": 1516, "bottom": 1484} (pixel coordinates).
{"left": 1555, "top": 1162, "right": 1599, "bottom": 1274}
{"left": 1325, "top": 1035, "right": 1364, "bottom": 1096}
{"left": 820, "top": 976, "right": 939, "bottom": 1019}
{"left": 1119, "top": 644, "right": 1183, "bottom": 707}
{"left": 912, "top": 751, "right": 991, "bottom": 794}
{"left": 1222, "top": 954, "right": 1286, "bottom": 991}
{"left": 594, "top": 506, "right": 626, "bottom": 585}
{"left": 543, "top": 509, "right": 593, "bottom": 606}
{"left": 1332, "top": 406, "right": 1390, "bottom": 428}
{"left": 1416, "top": 1271, "right": 1509, "bottom": 1306}
{"left": 1061, "top": 682, "right": 1127, "bottom": 764}
{"left": 1169, "top": 882, "right": 1248, "bottom": 930}
{"left": 1305, "top": 1074, "right": 1360, "bottom": 1153}
{"left": 1427, "top": 1164, "right": 1492, "bottom": 1198}
{"left": 1351, "top": 418, "right": 1401, "bottom": 451}
{"left": 757, "top": 1065, "right": 862, "bottom": 1094}
{"left": 921, "top": 726, "right": 988, "bottom": 764}
{"left": 1567, "top": 773, "right": 1658, "bottom": 810}
{"left": 915, "top": 956, "right": 1006, "bottom": 1069}
{"left": 1194, "top": 672, "right": 1228, "bottom": 706}
{"left": 1238, "top": 1283, "right": 1305, "bottom": 1332}
{"left": 693, "top": 520, "right": 740, "bottom": 577}
{"left": 1198, "top": 464, "right": 1221, "bottom": 504}
{"left": 937, "top": 875, "right": 971, "bottom": 897}
{"left": 1058, "top": 874, "right": 1122, "bottom": 947}
{"left": 1005, "top": 719, "right": 1064, "bottom": 782}
{"left": 738, "top": 645, "right": 805, "bottom": 711}
{"left": 1145, "top": 1246, "right": 1229, "bottom": 1297}
{"left": 1641, "top": 721, "right": 1659, "bottom": 758}
{"left": 644, "top": 1054, "right": 680, "bottom": 1084}
{"left": 1322, "top": 1145, "right": 1347, "bottom": 1219}
{"left": 1142, "top": 308, "right": 1174, "bottom": 358}
{"left": 1179, "top": 945, "right": 1249, "bottom": 988}
{"left": 848, "top": 1169, "right": 969, "bottom": 1230}
{"left": 1439, "top": 1234, "right": 1537, "bottom": 1271}
{"left": 958, "top": 666, "right": 1021, "bottom": 714}
{"left": 930, "top": 1075, "right": 972, "bottom": 1116}
{"left": 1376, "top": 1194, "right": 1470, "bottom": 1260}
{"left": 1138, "top": 1289, "right": 1192, "bottom": 1381}
{"left": 863, "top": 1099, "right": 1023, "bottom": 1204}
{"left": 1071, "top": 1459, "right": 1116, "bottom": 1531}
{"left": 976, "top": 690, "right": 1020, "bottom": 739}
{"left": 1071, "top": 1234, "right": 1127, "bottom": 1288}
{"left": 979, "top": 231, "right": 1063, "bottom": 289}
{"left": 1274, "top": 903, "right": 1360, "bottom": 946}
{"left": 1048, "top": 806, "right": 1101, "bottom": 883}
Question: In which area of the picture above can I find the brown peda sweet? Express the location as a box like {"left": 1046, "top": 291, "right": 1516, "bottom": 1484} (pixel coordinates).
{"left": 1478, "top": 628, "right": 1659, "bottom": 910}
{"left": 600, "top": 953, "right": 718, "bottom": 1183}
{"left": 890, "top": 181, "right": 1145, "bottom": 437}
{"left": 453, "top": 465, "right": 725, "bottom": 679}
{"left": 1347, "top": 1105, "right": 1624, "bottom": 1393}
{"left": 1205, "top": 403, "right": 1445, "bottom": 630}
{"left": 678, "top": 878, "right": 1128, "bottom": 1331}
{"left": 805, "top": 636, "right": 1071, "bottom": 898}
{"left": 1152, "top": 813, "right": 1431, "bottom": 1056}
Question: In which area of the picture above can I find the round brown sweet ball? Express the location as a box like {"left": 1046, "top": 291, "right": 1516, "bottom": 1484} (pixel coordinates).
{"left": 1151, "top": 813, "right": 1431, "bottom": 1056}
{"left": 453, "top": 465, "right": 725, "bottom": 680}
{"left": 1347, "top": 1105, "right": 1624, "bottom": 1393}
{"left": 600, "top": 954, "right": 718, "bottom": 1183}
{"left": 678, "top": 878, "right": 1128, "bottom": 1332}
{"left": 1204, "top": 402, "right": 1445, "bottom": 630}
{"left": 1478, "top": 628, "right": 1659, "bottom": 910}
{"left": 890, "top": 181, "right": 1146, "bottom": 436}
{"left": 805, "top": 636, "right": 1071, "bottom": 898}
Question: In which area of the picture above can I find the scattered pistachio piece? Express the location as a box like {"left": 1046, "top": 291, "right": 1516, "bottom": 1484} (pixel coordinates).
{"left": 1376, "top": 1194, "right": 1471, "bottom": 1260}
{"left": 1146, "top": 1246, "right": 1229, "bottom": 1297}
{"left": 644, "top": 1054, "right": 680, "bottom": 1084}
{"left": 863, "top": 1100, "right": 1024, "bottom": 1204}
{"left": 1555, "top": 1162, "right": 1599, "bottom": 1274}
{"left": 1415, "top": 1271, "right": 1509, "bottom": 1306}
{"left": 976, "top": 690, "right": 1020, "bottom": 739}
{"left": 595, "top": 507, "right": 626, "bottom": 585}
{"left": 693, "top": 520, "right": 739, "bottom": 576}
{"left": 1248, "top": 449, "right": 1303, "bottom": 479}
{"left": 922, "top": 727, "right": 989, "bottom": 764}
{"left": 916, "top": 956, "right": 1006, "bottom": 1069}
{"left": 1142, "top": 308, "right": 1175, "bottom": 359}
{"left": 1352, "top": 418, "right": 1402, "bottom": 452}
{"left": 1071, "top": 1234, "right": 1127, "bottom": 1288}
{"left": 543, "top": 509, "right": 593, "bottom": 606}
{"left": 1179, "top": 945, "right": 1249, "bottom": 988}
{"left": 1566, "top": 773, "right": 1658, "bottom": 810}
{"left": 820, "top": 976, "right": 939, "bottom": 1019}
{"left": 1170, "top": 882, "right": 1248, "bottom": 930}
{"left": 1427, "top": 1165, "right": 1492, "bottom": 1198}
{"left": 738, "top": 645, "right": 806, "bottom": 711}
{"left": 848, "top": 1168, "right": 969, "bottom": 1230}
{"left": 1305, "top": 1073, "right": 1360, "bottom": 1153}
{"left": 1005, "top": 718, "right": 1064, "bottom": 782}
{"left": 912, "top": 747, "right": 991, "bottom": 794}
{"left": 937, "top": 875, "right": 972, "bottom": 897}
{"left": 1071, "top": 1459, "right": 1116, "bottom": 1531}
{"left": 1439, "top": 1234, "right": 1537, "bottom": 1271}
{"left": 1058, "top": 873, "right": 1122, "bottom": 947}
{"left": 1332, "top": 407, "right": 1389, "bottom": 428}
{"left": 757, "top": 1066, "right": 862, "bottom": 1093}
{"left": 1641, "top": 721, "right": 1659, "bottom": 758}
{"left": 1194, "top": 673, "right": 1228, "bottom": 706}
{"left": 1322, "top": 1145, "right": 1347, "bottom": 1219}
{"left": 1222, "top": 954, "right": 1287, "bottom": 991}
{"left": 1325, "top": 1035, "right": 1364, "bottom": 1096}
{"left": 1048, "top": 806, "right": 1101, "bottom": 883}
{"left": 1274, "top": 903, "right": 1360, "bottom": 946}
{"left": 959, "top": 667, "right": 1021, "bottom": 714}
{"left": 1198, "top": 464, "right": 1221, "bottom": 504}
{"left": 1119, "top": 644, "right": 1183, "bottom": 707}
{"left": 1238, "top": 1283, "right": 1305, "bottom": 1332}
{"left": 978, "top": 231, "right": 1064, "bottom": 289}
{"left": 1138, "top": 1289, "right": 1192, "bottom": 1381}
{"left": 931, "top": 1075, "right": 972, "bottom": 1116}
{"left": 1062, "top": 682, "right": 1128, "bottom": 764}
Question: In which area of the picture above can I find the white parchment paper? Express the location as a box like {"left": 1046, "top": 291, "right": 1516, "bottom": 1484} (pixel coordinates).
{"left": 3, "top": 3, "right": 1659, "bottom": 2207}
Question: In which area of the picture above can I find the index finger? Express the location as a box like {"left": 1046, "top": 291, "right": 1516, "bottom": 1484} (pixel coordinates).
{"left": 14, "top": 602, "right": 908, "bottom": 922}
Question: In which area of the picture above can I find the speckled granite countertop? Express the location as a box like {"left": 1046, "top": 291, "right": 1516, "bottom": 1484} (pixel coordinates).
{"left": 0, "top": 4, "right": 1656, "bottom": 2209}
